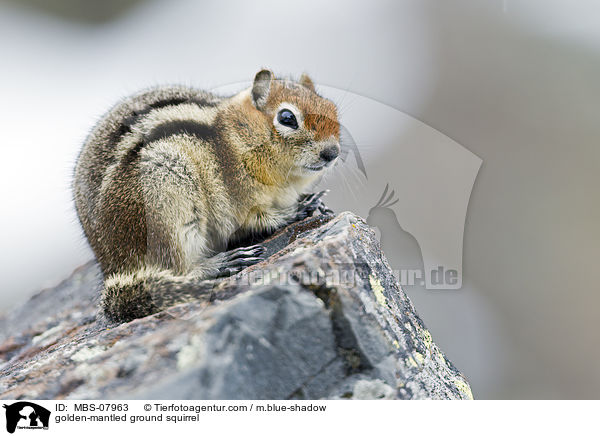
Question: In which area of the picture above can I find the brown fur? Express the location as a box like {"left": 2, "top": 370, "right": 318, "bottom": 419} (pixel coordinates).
{"left": 73, "top": 69, "right": 340, "bottom": 322}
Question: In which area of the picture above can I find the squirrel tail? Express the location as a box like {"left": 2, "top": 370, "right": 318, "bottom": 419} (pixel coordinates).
{"left": 102, "top": 245, "right": 267, "bottom": 322}
{"left": 102, "top": 267, "right": 213, "bottom": 322}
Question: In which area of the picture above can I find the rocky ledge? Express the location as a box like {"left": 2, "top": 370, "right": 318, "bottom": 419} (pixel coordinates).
{"left": 0, "top": 212, "right": 472, "bottom": 400}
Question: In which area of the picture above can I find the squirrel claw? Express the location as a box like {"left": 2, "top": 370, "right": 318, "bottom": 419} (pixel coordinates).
{"left": 295, "top": 190, "right": 330, "bottom": 220}
{"left": 216, "top": 244, "right": 266, "bottom": 277}
{"left": 222, "top": 244, "right": 265, "bottom": 260}
{"left": 318, "top": 203, "right": 334, "bottom": 216}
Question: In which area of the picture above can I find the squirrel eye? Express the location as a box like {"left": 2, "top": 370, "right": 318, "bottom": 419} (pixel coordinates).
{"left": 277, "top": 109, "right": 298, "bottom": 129}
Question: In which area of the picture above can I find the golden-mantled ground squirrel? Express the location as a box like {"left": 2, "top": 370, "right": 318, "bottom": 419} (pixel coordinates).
{"left": 73, "top": 69, "right": 340, "bottom": 322}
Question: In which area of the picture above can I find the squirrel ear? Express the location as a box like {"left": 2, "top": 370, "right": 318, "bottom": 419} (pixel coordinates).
{"left": 299, "top": 73, "right": 316, "bottom": 92}
{"left": 252, "top": 69, "right": 273, "bottom": 110}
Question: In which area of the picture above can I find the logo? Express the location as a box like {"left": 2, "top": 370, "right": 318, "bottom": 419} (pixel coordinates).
{"left": 315, "top": 86, "right": 482, "bottom": 290}
{"left": 2, "top": 402, "right": 50, "bottom": 433}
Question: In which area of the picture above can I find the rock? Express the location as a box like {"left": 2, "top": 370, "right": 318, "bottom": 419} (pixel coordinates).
{"left": 0, "top": 212, "right": 473, "bottom": 400}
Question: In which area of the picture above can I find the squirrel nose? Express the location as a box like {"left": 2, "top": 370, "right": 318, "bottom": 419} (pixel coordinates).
{"left": 320, "top": 146, "right": 339, "bottom": 163}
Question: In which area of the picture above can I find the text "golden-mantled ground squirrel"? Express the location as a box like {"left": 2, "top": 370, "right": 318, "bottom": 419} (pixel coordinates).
{"left": 73, "top": 69, "right": 340, "bottom": 322}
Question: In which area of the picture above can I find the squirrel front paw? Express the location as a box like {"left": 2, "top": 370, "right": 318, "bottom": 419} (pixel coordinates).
{"left": 295, "top": 190, "right": 334, "bottom": 221}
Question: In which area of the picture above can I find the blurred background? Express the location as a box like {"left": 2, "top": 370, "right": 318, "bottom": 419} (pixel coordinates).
{"left": 1, "top": 0, "right": 599, "bottom": 399}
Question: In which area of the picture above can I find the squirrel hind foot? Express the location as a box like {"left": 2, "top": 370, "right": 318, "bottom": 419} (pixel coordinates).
{"left": 213, "top": 244, "right": 266, "bottom": 277}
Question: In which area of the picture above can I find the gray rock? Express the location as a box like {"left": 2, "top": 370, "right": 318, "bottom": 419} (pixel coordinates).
{"left": 0, "top": 212, "right": 473, "bottom": 400}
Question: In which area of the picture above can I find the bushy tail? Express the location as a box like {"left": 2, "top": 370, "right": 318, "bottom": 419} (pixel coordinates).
{"left": 102, "top": 267, "right": 213, "bottom": 323}
{"left": 102, "top": 244, "right": 267, "bottom": 322}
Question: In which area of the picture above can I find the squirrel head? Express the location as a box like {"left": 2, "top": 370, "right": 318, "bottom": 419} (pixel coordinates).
{"left": 229, "top": 69, "right": 340, "bottom": 187}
